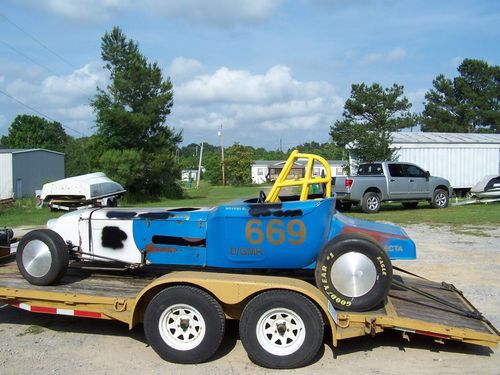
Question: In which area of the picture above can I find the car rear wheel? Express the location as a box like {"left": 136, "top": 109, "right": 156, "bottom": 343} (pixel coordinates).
{"left": 16, "top": 229, "right": 69, "bottom": 285}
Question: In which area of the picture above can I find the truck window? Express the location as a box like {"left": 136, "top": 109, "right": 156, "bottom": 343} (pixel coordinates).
{"left": 388, "top": 164, "right": 404, "bottom": 177}
{"left": 405, "top": 165, "right": 426, "bottom": 178}
{"left": 357, "top": 163, "right": 383, "bottom": 175}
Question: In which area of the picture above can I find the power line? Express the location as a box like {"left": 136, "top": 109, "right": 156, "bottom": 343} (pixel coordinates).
{"left": 0, "top": 13, "right": 78, "bottom": 71}
{"left": 0, "top": 88, "right": 85, "bottom": 136}
{"left": 0, "top": 38, "right": 60, "bottom": 76}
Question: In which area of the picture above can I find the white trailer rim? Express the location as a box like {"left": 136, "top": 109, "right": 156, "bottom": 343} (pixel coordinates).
{"left": 158, "top": 304, "right": 206, "bottom": 351}
{"left": 22, "top": 239, "right": 52, "bottom": 277}
{"left": 256, "top": 307, "right": 306, "bottom": 356}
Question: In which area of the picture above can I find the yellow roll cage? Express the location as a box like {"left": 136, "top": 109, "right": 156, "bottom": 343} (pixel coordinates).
{"left": 265, "top": 150, "right": 332, "bottom": 203}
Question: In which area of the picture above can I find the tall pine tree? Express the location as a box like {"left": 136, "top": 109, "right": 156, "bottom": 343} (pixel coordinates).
{"left": 90, "top": 27, "right": 182, "bottom": 198}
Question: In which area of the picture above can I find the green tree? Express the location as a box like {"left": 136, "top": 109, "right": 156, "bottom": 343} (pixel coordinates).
{"left": 90, "top": 26, "right": 182, "bottom": 198}
{"left": 330, "top": 83, "right": 413, "bottom": 162}
{"left": 64, "top": 137, "right": 92, "bottom": 177}
{"left": 422, "top": 59, "right": 500, "bottom": 133}
{"left": 203, "top": 153, "right": 222, "bottom": 185}
{"left": 225, "top": 143, "right": 253, "bottom": 186}
{"left": 2, "top": 114, "right": 67, "bottom": 152}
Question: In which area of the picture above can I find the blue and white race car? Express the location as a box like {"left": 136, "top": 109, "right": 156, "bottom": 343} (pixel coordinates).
{"left": 16, "top": 151, "right": 416, "bottom": 311}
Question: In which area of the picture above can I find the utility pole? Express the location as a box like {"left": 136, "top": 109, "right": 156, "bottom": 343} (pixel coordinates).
{"left": 218, "top": 124, "right": 225, "bottom": 186}
{"left": 196, "top": 142, "right": 204, "bottom": 189}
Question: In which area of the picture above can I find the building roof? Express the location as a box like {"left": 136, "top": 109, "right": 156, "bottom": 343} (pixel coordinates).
{"left": 391, "top": 132, "right": 500, "bottom": 144}
{"left": 0, "top": 148, "right": 64, "bottom": 156}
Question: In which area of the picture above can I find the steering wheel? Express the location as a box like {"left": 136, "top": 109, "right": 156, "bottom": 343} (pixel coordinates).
{"left": 258, "top": 190, "right": 267, "bottom": 203}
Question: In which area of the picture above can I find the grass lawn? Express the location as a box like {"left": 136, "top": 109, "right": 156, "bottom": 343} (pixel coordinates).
{"left": 1, "top": 182, "right": 498, "bottom": 229}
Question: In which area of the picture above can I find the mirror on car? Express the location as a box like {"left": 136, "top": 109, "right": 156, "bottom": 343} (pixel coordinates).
{"left": 425, "top": 171, "right": 430, "bottom": 180}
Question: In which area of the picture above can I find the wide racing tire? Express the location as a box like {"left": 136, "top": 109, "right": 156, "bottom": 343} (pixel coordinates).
{"left": 144, "top": 286, "right": 225, "bottom": 364}
{"left": 239, "top": 290, "right": 324, "bottom": 369}
{"left": 16, "top": 229, "right": 69, "bottom": 286}
{"left": 314, "top": 233, "right": 392, "bottom": 312}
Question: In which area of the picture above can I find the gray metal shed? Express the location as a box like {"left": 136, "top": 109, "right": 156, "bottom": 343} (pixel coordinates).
{"left": 0, "top": 149, "right": 64, "bottom": 199}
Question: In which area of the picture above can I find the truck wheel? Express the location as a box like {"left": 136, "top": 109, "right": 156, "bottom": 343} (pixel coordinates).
{"left": 335, "top": 200, "right": 352, "bottom": 212}
{"left": 431, "top": 189, "right": 449, "bottom": 208}
{"left": 16, "top": 229, "right": 69, "bottom": 286}
{"left": 402, "top": 202, "right": 418, "bottom": 209}
{"left": 361, "top": 192, "right": 381, "bottom": 213}
{"left": 314, "top": 233, "right": 392, "bottom": 312}
{"left": 144, "top": 286, "right": 225, "bottom": 364}
{"left": 239, "top": 290, "right": 323, "bottom": 369}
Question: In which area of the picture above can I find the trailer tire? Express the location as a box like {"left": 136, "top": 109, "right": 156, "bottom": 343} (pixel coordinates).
{"left": 239, "top": 290, "right": 324, "bottom": 369}
{"left": 315, "top": 233, "right": 392, "bottom": 312}
{"left": 16, "top": 229, "right": 69, "bottom": 286}
{"left": 144, "top": 286, "right": 225, "bottom": 364}
{"left": 431, "top": 189, "right": 449, "bottom": 208}
{"left": 361, "top": 192, "right": 381, "bottom": 213}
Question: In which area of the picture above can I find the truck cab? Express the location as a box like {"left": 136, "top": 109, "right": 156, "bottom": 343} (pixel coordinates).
{"left": 334, "top": 161, "right": 452, "bottom": 213}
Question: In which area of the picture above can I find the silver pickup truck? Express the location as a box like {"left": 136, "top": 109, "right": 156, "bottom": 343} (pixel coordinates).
{"left": 333, "top": 161, "right": 452, "bottom": 213}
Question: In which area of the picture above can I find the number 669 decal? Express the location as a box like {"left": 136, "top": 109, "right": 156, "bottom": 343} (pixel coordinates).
{"left": 245, "top": 219, "right": 306, "bottom": 246}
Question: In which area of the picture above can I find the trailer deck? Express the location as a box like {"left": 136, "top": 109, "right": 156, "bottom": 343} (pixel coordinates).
{"left": 0, "top": 256, "right": 498, "bottom": 350}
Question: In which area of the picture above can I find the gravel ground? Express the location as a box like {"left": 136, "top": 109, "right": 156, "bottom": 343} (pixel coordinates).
{"left": 0, "top": 224, "right": 499, "bottom": 374}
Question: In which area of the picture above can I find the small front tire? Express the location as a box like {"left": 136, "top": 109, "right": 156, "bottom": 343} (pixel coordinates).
{"left": 144, "top": 286, "right": 225, "bottom": 364}
{"left": 16, "top": 229, "right": 69, "bottom": 285}
{"left": 239, "top": 290, "right": 324, "bottom": 369}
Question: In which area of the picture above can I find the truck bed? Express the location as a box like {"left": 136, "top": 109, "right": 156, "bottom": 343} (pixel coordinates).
{"left": 0, "top": 255, "right": 498, "bottom": 348}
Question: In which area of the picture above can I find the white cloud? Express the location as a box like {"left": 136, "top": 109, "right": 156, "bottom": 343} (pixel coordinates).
{"left": 170, "top": 64, "right": 344, "bottom": 147}
{"left": 1, "top": 63, "right": 106, "bottom": 136}
{"left": 168, "top": 57, "right": 206, "bottom": 82}
{"left": 144, "top": 0, "right": 281, "bottom": 27}
{"left": 176, "top": 65, "right": 334, "bottom": 104}
{"left": 362, "top": 47, "right": 407, "bottom": 64}
{"left": 406, "top": 88, "right": 427, "bottom": 113}
{"left": 19, "top": 0, "right": 280, "bottom": 26}
{"left": 23, "top": 0, "right": 131, "bottom": 22}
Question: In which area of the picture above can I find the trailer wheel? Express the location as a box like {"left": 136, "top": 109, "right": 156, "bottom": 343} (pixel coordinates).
{"left": 144, "top": 286, "right": 225, "bottom": 364}
{"left": 16, "top": 229, "right": 69, "bottom": 286}
{"left": 239, "top": 290, "right": 324, "bottom": 369}
{"left": 361, "top": 192, "right": 381, "bottom": 213}
{"left": 431, "top": 189, "right": 449, "bottom": 208}
{"left": 315, "top": 233, "right": 392, "bottom": 312}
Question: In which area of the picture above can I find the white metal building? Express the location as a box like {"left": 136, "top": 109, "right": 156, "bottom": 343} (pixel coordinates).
{"left": 347, "top": 132, "right": 500, "bottom": 192}
{"left": 0, "top": 149, "right": 64, "bottom": 199}
{"left": 251, "top": 159, "right": 346, "bottom": 184}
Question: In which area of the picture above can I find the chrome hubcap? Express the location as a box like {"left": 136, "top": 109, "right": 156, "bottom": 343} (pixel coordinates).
{"left": 331, "top": 252, "right": 377, "bottom": 297}
{"left": 22, "top": 240, "right": 52, "bottom": 277}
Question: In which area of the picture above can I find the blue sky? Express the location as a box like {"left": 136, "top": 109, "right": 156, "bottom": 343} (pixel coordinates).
{"left": 1, "top": 0, "right": 499, "bottom": 149}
